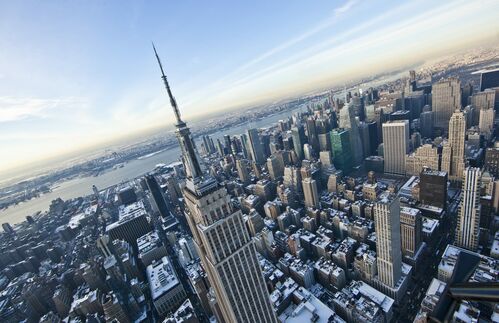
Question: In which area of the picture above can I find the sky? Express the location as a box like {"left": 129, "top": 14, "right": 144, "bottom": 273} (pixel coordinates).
{"left": 1, "top": 0, "right": 499, "bottom": 178}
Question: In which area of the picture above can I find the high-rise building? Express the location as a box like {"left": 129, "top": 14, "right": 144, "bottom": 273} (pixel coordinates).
{"left": 484, "top": 147, "right": 499, "bottom": 178}
{"left": 153, "top": 47, "right": 278, "bottom": 323}
{"left": 202, "top": 135, "right": 216, "bottom": 155}
{"left": 236, "top": 159, "right": 251, "bottom": 185}
{"left": 284, "top": 166, "right": 303, "bottom": 195}
{"left": 374, "top": 193, "right": 402, "bottom": 288}
{"left": 240, "top": 133, "right": 250, "bottom": 159}
{"left": 106, "top": 202, "right": 152, "bottom": 247}
{"left": 102, "top": 292, "right": 130, "bottom": 323}
{"left": 267, "top": 155, "right": 284, "bottom": 181}
{"left": 366, "top": 120, "right": 379, "bottom": 156}
{"left": 306, "top": 117, "right": 320, "bottom": 153}
{"left": 382, "top": 120, "right": 409, "bottom": 175}
{"left": 419, "top": 169, "right": 447, "bottom": 209}
{"left": 166, "top": 175, "right": 182, "bottom": 204}
{"left": 339, "top": 103, "right": 363, "bottom": 164}
{"left": 455, "top": 167, "right": 482, "bottom": 251}
{"left": 479, "top": 108, "right": 495, "bottom": 138}
{"left": 480, "top": 68, "right": 499, "bottom": 91}
{"left": 448, "top": 111, "right": 466, "bottom": 181}
{"left": 400, "top": 207, "right": 422, "bottom": 258}
{"left": 247, "top": 128, "right": 266, "bottom": 165}
{"left": 351, "top": 95, "right": 365, "bottom": 121}
{"left": 330, "top": 129, "right": 353, "bottom": 174}
{"left": 145, "top": 174, "right": 175, "bottom": 223}
{"left": 419, "top": 111, "right": 434, "bottom": 138}
{"left": 303, "top": 178, "right": 320, "bottom": 209}
{"left": 471, "top": 89, "right": 496, "bottom": 111}
{"left": 318, "top": 132, "right": 331, "bottom": 152}
{"left": 405, "top": 144, "right": 439, "bottom": 176}
{"left": 432, "top": 77, "right": 461, "bottom": 129}
{"left": 291, "top": 124, "right": 306, "bottom": 161}
{"left": 319, "top": 151, "right": 332, "bottom": 168}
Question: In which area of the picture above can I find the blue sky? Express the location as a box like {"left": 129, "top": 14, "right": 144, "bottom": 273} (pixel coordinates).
{"left": 0, "top": 0, "right": 498, "bottom": 175}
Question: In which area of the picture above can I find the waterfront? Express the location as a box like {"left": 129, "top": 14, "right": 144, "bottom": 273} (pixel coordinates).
{"left": 0, "top": 104, "right": 308, "bottom": 226}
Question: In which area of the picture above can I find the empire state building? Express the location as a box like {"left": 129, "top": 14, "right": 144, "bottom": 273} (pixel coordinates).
{"left": 153, "top": 45, "right": 278, "bottom": 323}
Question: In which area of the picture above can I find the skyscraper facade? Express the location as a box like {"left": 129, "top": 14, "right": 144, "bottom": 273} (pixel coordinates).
{"left": 291, "top": 124, "right": 306, "bottom": 161}
{"left": 339, "top": 102, "right": 363, "bottom": 165}
{"left": 479, "top": 108, "right": 495, "bottom": 138}
{"left": 302, "top": 178, "right": 320, "bottom": 209}
{"left": 471, "top": 89, "right": 496, "bottom": 110}
{"left": 153, "top": 46, "right": 277, "bottom": 323}
{"left": 382, "top": 120, "right": 409, "bottom": 175}
{"left": 405, "top": 144, "right": 439, "bottom": 176}
{"left": 247, "top": 128, "right": 266, "bottom": 165}
{"left": 374, "top": 193, "right": 402, "bottom": 288}
{"left": 145, "top": 174, "right": 172, "bottom": 220}
{"left": 455, "top": 167, "right": 482, "bottom": 251}
{"left": 400, "top": 207, "right": 422, "bottom": 258}
{"left": 419, "top": 110, "right": 434, "bottom": 138}
{"left": 330, "top": 128, "right": 353, "bottom": 174}
{"left": 432, "top": 77, "right": 461, "bottom": 129}
{"left": 448, "top": 110, "right": 466, "bottom": 181}
{"left": 419, "top": 169, "right": 447, "bottom": 209}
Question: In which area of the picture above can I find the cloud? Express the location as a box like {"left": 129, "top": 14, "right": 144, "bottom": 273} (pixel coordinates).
{"left": 0, "top": 96, "right": 88, "bottom": 122}
{"left": 182, "top": 0, "right": 499, "bottom": 114}
{"left": 215, "top": 0, "right": 360, "bottom": 84}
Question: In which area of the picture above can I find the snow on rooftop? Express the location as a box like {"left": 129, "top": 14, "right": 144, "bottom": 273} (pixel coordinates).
{"left": 137, "top": 231, "right": 162, "bottom": 254}
{"left": 426, "top": 278, "right": 446, "bottom": 297}
{"left": 146, "top": 256, "right": 180, "bottom": 300}
{"left": 279, "top": 287, "right": 345, "bottom": 323}
{"left": 356, "top": 281, "right": 394, "bottom": 313}
{"left": 401, "top": 206, "right": 420, "bottom": 216}
{"left": 422, "top": 217, "right": 438, "bottom": 233}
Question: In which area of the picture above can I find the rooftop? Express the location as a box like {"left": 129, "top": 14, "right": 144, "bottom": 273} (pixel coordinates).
{"left": 401, "top": 206, "right": 420, "bottom": 216}
{"left": 279, "top": 286, "right": 345, "bottom": 323}
{"left": 438, "top": 245, "right": 498, "bottom": 283}
{"left": 137, "top": 231, "right": 162, "bottom": 255}
{"left": 106, "top": 201, "right": 148, "bottom": 231}
{"left": 146, "top": 256, "right": 181, "bottom": 300}
{"left": 422, "top": 217, "right": 439, "bottom": 233}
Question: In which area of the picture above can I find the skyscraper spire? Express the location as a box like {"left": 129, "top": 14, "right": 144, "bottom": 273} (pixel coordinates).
{"left": 153, "top": 44, "right": 203, "bottom": 180}
{"left": 152, "top": 42, "right": 184, "bottom": 126}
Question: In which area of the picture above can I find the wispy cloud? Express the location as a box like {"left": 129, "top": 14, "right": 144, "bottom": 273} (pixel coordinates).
{"left": 0, "top": 96, "right": 87, "bottom": 122}
{"left": 181, "top": 0, "right": 499, "bottom": 114}
{"left": 215, "top": 0, "right": 360, "bottom": 84}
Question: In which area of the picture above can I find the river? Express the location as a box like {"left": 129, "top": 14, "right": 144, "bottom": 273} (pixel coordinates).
{"left": 0, "top": 105, "right": 308, "bottom": 226}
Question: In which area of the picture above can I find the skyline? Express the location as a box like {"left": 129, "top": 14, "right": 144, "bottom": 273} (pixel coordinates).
{"left": 1, "top": 0, "right": 499, "bottom": 176}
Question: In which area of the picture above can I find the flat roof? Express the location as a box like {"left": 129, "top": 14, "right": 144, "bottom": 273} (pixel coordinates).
{"left": 278, "top": 286, "right": 345, "bottom": 323}
{"left": 146, "top": 256, "right": 181, "bottom": 300}
{"left": 137, "top": 231, "right": 162, "bottom": 255}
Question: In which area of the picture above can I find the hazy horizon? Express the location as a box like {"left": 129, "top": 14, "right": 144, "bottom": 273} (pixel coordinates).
{"left": 1, "top": 0, "right": 499, "bottom": 180}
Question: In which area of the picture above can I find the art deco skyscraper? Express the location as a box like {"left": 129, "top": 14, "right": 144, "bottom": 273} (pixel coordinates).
{"left": 382, "top": 120, "right": 409, "bottom": 175}
{"left": 455, "top": 167, "right": 482, "bottom": 251}
{"left": 374, "top": 193, "right": 402, "bottom": 288}
{"left": 153, "top": 45, "right": 278, "bottom": 323}
{"left": 448, "top": 110, "right": 466, "bottom": 181}
{"left": 302, "top": 178, "right": 320, "bottom": 209}
{"left": 432, "top": 77, "right": 461, "bottom": 129}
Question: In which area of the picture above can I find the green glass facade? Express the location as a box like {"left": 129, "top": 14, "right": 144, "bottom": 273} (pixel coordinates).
{"left": 330, "top": 128, "right": 353, "bottom": 173}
